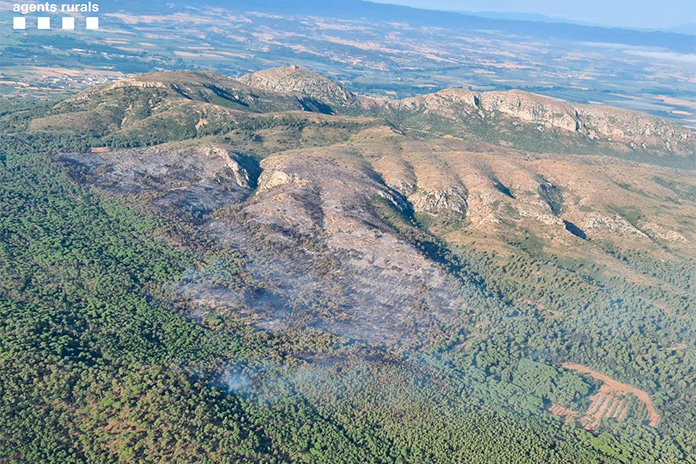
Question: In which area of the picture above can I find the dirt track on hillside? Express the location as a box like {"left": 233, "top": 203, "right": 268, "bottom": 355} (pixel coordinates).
{"left": 562, "top": 363, "right": 660, "bottom": 427}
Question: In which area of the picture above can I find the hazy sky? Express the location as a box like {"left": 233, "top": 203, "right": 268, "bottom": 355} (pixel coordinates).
{"left": 374, "top": 0, "right": 696, "bottom": 29}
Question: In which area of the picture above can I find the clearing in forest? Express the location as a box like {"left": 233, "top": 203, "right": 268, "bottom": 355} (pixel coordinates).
{"left": 561, "top": 363, "right": 660, "bottom": 428}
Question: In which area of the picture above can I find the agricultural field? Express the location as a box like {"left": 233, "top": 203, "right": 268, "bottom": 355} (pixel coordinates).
{"left": 1, "top": 0, "right": 695, "bottom": 127}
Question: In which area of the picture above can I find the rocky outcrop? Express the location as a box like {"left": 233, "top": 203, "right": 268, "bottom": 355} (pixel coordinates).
{"left": 392, "top": 88, "right": 695, "bottom": 155}
{"left": 408, "top": 188, "right": 467, "bottom": 215}
{"left": 238, "top": 66, "right": 360, "bottom": 109}
{"left": 199, "top": 146, "right": 252, "bottom": 189}
{"left": 477, "top": 90, "right": 579, "bottom": 132}
{"left": 575, "top": 104, "right": 693, "bottom": 150}
{"left": 396, "top": 89, "right": 479, "bottom": 116}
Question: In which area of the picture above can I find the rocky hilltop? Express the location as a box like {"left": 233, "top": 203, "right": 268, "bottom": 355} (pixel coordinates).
{"left": 238, "top": 66, "right": 363, "bottom": 109}
{"left": 396, "top": 88, "right": 694, "bottom": 155}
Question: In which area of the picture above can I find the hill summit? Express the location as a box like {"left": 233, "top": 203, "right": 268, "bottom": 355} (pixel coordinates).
{"left": 238, "top": 66, "right": 361, "bottom": 108}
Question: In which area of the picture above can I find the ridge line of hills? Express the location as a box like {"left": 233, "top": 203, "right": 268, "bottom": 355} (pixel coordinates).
{"left": 25, "top": 66, "right": 696, "bottom": 163}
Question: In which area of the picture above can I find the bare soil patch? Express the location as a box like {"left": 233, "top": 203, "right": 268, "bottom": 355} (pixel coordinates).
{"left": 562, "top": 363, "right": 660, "bottom": 427}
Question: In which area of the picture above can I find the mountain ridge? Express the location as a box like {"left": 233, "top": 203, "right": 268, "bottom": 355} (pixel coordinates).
{"left": 49, "top": 66, "right": 695, "bottom": 159}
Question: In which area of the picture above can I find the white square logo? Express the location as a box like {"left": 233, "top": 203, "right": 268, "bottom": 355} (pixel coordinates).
{"left": 85, "top": 17, "right": 99, "bottom": 30}
{"left": 37, "top": 17, "right": 50, "bottom": 30}
{"left": 62, "top": 17, "right": 75, "bottom": 30}
{"left": 13, "top": 17, "right": 26, "bottom": 30}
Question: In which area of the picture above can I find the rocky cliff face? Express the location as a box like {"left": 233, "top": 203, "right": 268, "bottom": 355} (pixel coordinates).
{"left": 574, "top": 104, "right": 693, "bottom": 150}
{"left": 477, "top": 90, "right": 579, "bottom": 132}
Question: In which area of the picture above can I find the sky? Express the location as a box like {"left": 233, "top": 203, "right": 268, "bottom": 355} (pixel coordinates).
{"left": 373, "top": 0, "right": 696, "bottom": 30}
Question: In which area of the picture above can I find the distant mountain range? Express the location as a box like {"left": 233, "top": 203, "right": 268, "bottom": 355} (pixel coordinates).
{"left": 108, "top": 0, "right": 696, "bottom": 52}
{"left": 459, "top": 12, "right": 696, "bottom": 36}
{"left": 667, "top": 22, "right": 696, "bottom": 36}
